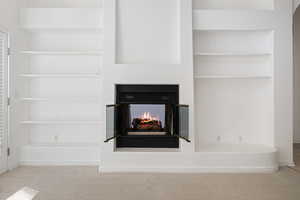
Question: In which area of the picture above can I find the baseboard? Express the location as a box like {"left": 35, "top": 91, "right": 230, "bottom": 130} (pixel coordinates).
{"left": 279, "top": 161, "right": 296, "bottom": 167}
{"left": 0, "top": 168, "right": 7, "bottom": 174}
{"left": 99, "top": 166, "right": 279, "bottom": 173}
{"left": 20, "top": 160, "right": 100, "bottom": 166}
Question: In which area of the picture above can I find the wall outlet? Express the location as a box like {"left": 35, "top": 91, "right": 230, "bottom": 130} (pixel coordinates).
{"left": 54, "top": 135, "right": 59, "bottom": 143}
{"left": 217, "top": 136, "right": 221, "bottom": 142}
{"left": 239, "top": 136, "right": 243, "bottom": 143}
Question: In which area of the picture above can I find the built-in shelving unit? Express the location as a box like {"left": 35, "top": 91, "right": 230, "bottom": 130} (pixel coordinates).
{"left": 192, "top": 0, "right": 275, "bottom": 152}
{"left": 18, "top": 0, "right": 104, "bottom": 161}
{"left": 16, "top": 0, "right": 283, "bottom": 170}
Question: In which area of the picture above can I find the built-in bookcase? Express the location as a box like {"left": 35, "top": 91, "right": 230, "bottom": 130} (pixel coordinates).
{"left": 17, "top": 0, "right": 103, "bottom": 160}
{"left": 193, "top": 0, "right": 275, "bottom": 151}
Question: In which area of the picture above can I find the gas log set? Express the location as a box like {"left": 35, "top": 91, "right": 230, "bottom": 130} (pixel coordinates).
{"left": 131, "top": 112, "right": 163, "bottom": 130}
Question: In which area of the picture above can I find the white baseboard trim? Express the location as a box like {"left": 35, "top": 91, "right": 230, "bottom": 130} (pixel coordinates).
{"left": 20, "top": 160, "right": 100, "bottom": 166}
{"left": 0, "top": 168, "right": 7, "bottom": 174}
{"left": 99, "top": 166, "right": 279, "bottom": 173}
{"left": 279, "top": 161, "right": 296, "bottom": 167}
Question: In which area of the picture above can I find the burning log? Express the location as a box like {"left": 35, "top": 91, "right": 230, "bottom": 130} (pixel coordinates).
{"left": 132, "top": 118, "right": 162, "bottom": 130}
{"left": 131, "top": 112, "right": 162, "bottom": 130}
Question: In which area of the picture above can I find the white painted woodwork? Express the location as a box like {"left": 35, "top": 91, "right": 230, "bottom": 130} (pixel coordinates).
{"left": 12, "top": 0, "right": 294, "bottom": 171}
{"left": 0, "top": 31, "right": 8, "bottom": 173}
{"left": 17, "top": 1, "right": 104, "bottom": 165}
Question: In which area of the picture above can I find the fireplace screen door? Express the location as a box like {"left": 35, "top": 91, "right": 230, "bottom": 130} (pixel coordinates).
{"left": 178, "top": 105, "right": 190, "bottom": 142}
{"left": 105, "top": 105, "right": 119, "bottom": 142}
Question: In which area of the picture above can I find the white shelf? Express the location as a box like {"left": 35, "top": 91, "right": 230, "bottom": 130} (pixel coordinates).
{"left": 20, "top": 120, "right": 103, "bottom": 125}
{"left": 29, "top": 143, "right": 101, "bottom": 147}
{"left": 197, "top": 144, "right": 276, "bottom": 154}
{"left": 193, "top": 28, "right": 272, "bottom": 31}
{"left": 195, "top": 75, "right": 272, "bottom": 79}
{"left": 15, "top": 97, "right": 101, "bottom": 102}
{"left": 192, "top": 10, "right": 275, "bottom": 31}
{"left": 194, "top": 52, "right": 272, "bottom": 56}
{"left": 20, "top": 8, "right": 103, "bottom": 30}
{"left": 18, "top": 74, "right": 101, "bottom": 78}
{"left": 20, "top": 50, "right": 103, "bottom": 55}
{"left": 22, "top": 27, "right": 103, "bottom": 32}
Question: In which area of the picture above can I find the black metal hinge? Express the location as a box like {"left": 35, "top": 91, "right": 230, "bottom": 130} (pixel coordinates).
{"left": 7, "top": 148, "right": 10, "bottom": 156}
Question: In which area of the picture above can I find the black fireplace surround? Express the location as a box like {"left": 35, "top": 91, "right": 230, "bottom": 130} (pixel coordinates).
{"left": 105, "top": 85, "right": 189, "bottom": 148}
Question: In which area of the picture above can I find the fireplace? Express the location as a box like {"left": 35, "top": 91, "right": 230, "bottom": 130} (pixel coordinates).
{"left": 105, "top": 85, "right": 190, "bottom": 148}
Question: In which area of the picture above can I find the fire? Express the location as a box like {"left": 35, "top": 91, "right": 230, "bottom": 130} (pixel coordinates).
{"left": 131, "top": 112, "right": 162, "bottom": 130}
{"left": 141, "top": 112, "right": 159, "bottom": 121}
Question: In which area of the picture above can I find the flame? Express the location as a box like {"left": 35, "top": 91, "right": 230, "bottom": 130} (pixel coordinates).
{"left": 141, "top": 112, "right": 159, "bottom": 121}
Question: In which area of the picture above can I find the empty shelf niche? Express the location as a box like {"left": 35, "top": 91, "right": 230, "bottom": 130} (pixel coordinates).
{"left": 193, "top": 30, "right": 273, "bottom": 55}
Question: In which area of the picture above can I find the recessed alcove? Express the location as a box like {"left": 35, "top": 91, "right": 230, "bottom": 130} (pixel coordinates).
{"left": 27, "top": 31, "right": 103, "bottom": 51}
{"left": 194, "top": 55, "right": 272, "bottom": 77}
{"left": 195, "top": 79, "right": 274, "bottom": 150}
{"left": 193, "top": 30, "right": 273, "bottom": 55}
{"left": 116, "top": 0, "right": 181, "bottom": 64}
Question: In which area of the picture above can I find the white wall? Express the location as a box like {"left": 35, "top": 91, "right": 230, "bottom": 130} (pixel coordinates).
{"left": 294, "top": 8, "right": 300, "bottom": 143}
{"left": 0, "top": 0, "right": 27, "bottom": 169}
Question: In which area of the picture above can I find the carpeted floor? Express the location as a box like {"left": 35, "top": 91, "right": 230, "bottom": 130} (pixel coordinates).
{"left": 0, "top": 146, "right": 300, "bottom": 200}
{"left": 293, "top": 143, "right": 300, "bottom": 171}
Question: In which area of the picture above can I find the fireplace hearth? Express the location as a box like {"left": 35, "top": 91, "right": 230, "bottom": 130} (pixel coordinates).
{"left": 105, "top": 85, "right": 190, "bottom": 148}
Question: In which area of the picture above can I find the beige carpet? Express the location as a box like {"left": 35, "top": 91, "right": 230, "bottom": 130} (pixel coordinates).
{"left": 294, "top": 143, "right": 300, "bottom": 171}
{"left": 0, "top": 146, "right": 300, "bottom": 200}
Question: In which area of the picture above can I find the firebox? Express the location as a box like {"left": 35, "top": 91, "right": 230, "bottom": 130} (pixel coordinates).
{"left": 105, "top": 85, "right": 190, "bottom": 148}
